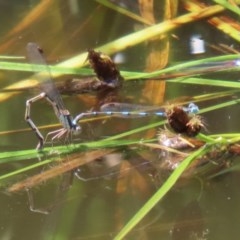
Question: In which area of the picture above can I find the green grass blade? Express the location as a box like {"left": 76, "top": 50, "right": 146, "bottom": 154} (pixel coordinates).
{"left": 96, "top": 0, "right": 152, "bottom": 25}
{"left": 213, "top": 0, "right": 240, "bottom": 16}
{"left": 0, "top": 158, "right": 53, "bottom": 181}
{"left": 113, "top": 145, "right": 209, "bottom": 240}
{"left": 199, "top": 98, "right": 240, "bottom": 113}
{"left": 1, "top": 52, "right": 238, "bottom": 81}
{"left": 0, "top": 55, "right": 25, "bottom": 60}
{"left": 170, "top": 77, "right": 240, "bottom": 88}
{"left": 0, "top": 138, "right": 154, "bottom": 164}
{"left": 125, "top": 54, "right": 240, "bottom": 80}
{"left": 0, "top": 61, "right": 93, "bottom": 75}
{"left": 0, "top": 139, "right": 157, "bottom": 182}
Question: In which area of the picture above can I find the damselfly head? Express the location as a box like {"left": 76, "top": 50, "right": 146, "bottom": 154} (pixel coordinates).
{"left": 187, "top": 103, "right": 199, "bottom": 114}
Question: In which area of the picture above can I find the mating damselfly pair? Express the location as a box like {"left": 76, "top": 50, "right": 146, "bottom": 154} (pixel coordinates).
{"left": 25, "top": 43, "right": 201, "bottom": 150}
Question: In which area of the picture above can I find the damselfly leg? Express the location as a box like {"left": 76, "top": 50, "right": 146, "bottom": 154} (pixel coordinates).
{"left": 25, "top": 42, "right": 81, "bottom": 150}
{"left": 25, "top": 92, "right": 46, "bottom": 150}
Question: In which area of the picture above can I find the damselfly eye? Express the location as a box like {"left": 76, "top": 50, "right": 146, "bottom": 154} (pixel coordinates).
{"left": 188, "top": 103, "right": 199, "bottom": 114}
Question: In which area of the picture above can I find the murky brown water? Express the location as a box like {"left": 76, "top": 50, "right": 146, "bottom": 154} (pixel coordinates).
{"left": 0, "top": 1, "right": 240, "bottom": 240}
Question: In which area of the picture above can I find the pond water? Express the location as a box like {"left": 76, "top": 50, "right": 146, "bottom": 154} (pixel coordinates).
{"left": 0, "top": 1, "right": 240, "bottom": 240}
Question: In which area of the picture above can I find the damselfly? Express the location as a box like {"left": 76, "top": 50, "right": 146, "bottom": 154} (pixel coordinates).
{"left": 73, "top": 102, "right": 199, "bottom": 124}
{"left": 25, "top": 42, "right": 81, "bottom": 150}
